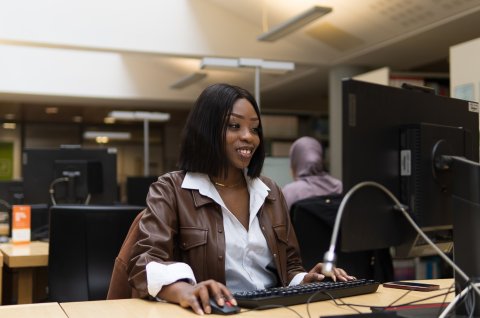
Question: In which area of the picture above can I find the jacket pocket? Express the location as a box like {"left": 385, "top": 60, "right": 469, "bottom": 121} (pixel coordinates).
{"left": 179, "top": 227, "right": 208, "bottom": 250}
{"left": 272, "top": 224, "right": 288, "bottom": 245}
{"left": 179, "top": 227, "right": 208, "bottom": 280}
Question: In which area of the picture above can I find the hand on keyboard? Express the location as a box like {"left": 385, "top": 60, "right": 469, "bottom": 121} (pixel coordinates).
{"left": 302, "top": 262, "right": 356, "bottom": 284}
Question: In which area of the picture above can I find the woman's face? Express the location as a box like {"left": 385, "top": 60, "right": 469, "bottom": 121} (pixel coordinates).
{"left": 224, "top": 98, "right": 260, "bottom": 172}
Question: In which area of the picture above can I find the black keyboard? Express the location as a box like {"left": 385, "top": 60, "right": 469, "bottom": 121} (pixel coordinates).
{"left": 233, "top": 279, "right": 380, "bottom": 309}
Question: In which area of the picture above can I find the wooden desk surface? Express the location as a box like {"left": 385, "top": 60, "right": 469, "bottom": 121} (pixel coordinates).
{"left": 60, "top": 279, "right": 455, "bottom": 318}
{"left": 0, "top": 241, "right": 48, "bottom": 268}
{"left": 0, "top": 302, "right": 67, "bottom": 318}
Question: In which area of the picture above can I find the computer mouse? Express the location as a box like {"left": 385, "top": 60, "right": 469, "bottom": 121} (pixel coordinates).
{"left": 209, "top": 298, "right": 240, "bottom": 315}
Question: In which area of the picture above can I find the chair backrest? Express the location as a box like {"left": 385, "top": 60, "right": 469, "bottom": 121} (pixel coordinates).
{"left": 47, "top": 204, "right": 144, "bottom": 302}
{"left": 31, "top": 203, "right": 50, "bottom": 241}
{"left": 107, "top": 209, "right": 145, "bottom": 299}
{"left": 290, "top": 194, "right": 394, "bottom": 282}
{"left": 126, "top": 176, "right": 157, "bottom": 206}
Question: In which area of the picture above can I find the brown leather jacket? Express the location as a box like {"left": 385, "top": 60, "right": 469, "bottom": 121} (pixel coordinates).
{"left": 126, "top": 170, "right": 306, "bottom": 298}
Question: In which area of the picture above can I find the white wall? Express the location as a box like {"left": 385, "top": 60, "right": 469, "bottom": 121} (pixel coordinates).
{"left": 450, "top": 37, "right": 480, "bottom": 103}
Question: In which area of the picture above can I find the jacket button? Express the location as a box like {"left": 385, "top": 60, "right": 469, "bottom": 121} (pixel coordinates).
{"left": 273, "top": 253, "right": 277, "bottom": 258}
{"left": 218, "top": 228, "right": 223, "bottom": 233}
{"left": 218, "top": 255, "right": 223, "bottom": 260}
{"left": 182, "top": 243, "right": 186, "bottom": 248}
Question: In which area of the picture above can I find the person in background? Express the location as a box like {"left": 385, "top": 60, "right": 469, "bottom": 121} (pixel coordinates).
{"left": 126, "top": 84, "right": 354, "bottom": 315}
{"left": 282, "top": 136, "right": 342, "bottom": 211}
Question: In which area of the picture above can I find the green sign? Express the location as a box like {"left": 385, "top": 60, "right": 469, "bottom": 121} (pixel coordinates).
{"left": 0, "top": 142, "right": 14, "bottom": 180}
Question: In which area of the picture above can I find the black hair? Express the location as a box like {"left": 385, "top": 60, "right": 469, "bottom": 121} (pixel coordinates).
{"left": 178, "top": 83, "right": 265, "bottom": 178}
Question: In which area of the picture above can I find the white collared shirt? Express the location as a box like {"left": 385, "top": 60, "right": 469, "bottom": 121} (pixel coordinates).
{"left": 146, "top": 172, "right": 306, "bottom": 297}
{"left": 182, "top": 172, "right": 277, "bottom": 293}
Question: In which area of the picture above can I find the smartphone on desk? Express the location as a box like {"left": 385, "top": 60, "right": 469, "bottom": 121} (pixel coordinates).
{"left": 383, "top": 281, "right": 440, "bottom": 291}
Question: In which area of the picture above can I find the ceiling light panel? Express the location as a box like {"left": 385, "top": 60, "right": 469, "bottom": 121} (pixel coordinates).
{"left": 258, "top": 6, "right": 333, "bottom": 42}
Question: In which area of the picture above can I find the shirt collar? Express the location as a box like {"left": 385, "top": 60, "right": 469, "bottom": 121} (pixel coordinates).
{"left": 182, "top": 171, "right": 271, "bottom": 212}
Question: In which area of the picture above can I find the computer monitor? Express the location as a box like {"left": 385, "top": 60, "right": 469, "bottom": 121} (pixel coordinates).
{"left": 0, "top": 180, "right": 24, "bottom": 205}
{"left": 340, "top": 79, "right": 479, "bottom": 316}
{"left": 22, "top": 147, "right": 118, "bottom": 205}
{"left": 340, "top": 79, "right": 478, "bottom": 255}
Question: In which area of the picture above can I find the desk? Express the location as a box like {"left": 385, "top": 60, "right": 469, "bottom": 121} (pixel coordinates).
{"left": 0, "top": 241, "right": 49, "bottom": 304}
{"left": 60, "top": 279, "right": 455, "bottom": 318}
{"left": 0, "top": 252, "right": 3, "bottom": 305}
{"left": 0, "top": 302, "right": 66, "bottom": 318}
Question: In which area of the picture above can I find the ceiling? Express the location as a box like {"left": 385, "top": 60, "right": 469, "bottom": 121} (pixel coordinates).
{"left": 1, "top": 0, "right": 480, "bottom": 125}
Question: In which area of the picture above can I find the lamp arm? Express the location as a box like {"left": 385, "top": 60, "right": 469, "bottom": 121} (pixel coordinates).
{"left": 322, "top": 181, "right": 480, "bottom": 300}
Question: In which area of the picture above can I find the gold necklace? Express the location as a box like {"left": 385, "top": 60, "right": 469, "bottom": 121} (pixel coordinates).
{"left": 212, "top": 180, "right": 242, "bottom": 188}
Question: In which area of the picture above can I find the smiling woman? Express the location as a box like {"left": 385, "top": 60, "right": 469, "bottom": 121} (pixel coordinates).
{"left": 120, "top": 83, "right": 355, "bottom": 316}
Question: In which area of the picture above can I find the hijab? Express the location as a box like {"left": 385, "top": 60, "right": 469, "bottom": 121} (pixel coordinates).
{"left": 282, "top": 136, "right": 343, "bottom": 211}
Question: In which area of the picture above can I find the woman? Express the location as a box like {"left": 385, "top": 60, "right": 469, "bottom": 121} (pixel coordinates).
{"left": 127, "top": 84, "right": 354, "bottom": 315}
{"left": 282, "top": 136, "right": 343, "bottom": 211}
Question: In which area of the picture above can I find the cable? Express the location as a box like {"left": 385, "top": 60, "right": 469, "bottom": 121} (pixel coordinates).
{"left": 242, "top": 304, "right": 303, "bottom": 318}
{"left": 84, "top": 193, "right": 91, "bottom": 205}
{"left": 321, "top": 181, "right": 480, "bottom": 316}
{"left": 49, "top": 177, "right": 91, "bottom": 205}
{"left": 439, "top": 282, "right": 480, "bottom": 318}
{"left": 49, "top": 177, "right": 69, "bottom": 205}
{"left": 332, "top": 288, "right": 454, "bottom": 314}
{"left": 0, "top": 198, "right": 11, "bottom": 210}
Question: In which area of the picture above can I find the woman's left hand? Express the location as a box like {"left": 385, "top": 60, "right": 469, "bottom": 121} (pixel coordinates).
{"left": 301, "top": 263, "right": 356, "bottom": 284}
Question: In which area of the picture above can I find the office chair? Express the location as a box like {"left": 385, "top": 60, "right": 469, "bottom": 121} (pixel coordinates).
{"left": 47, "top": 204, "right": 144, "bottom": 302}
{"left": 290, "top": 194, "right": 394, "bottom": 282}
{"left": 126, "top": 176, "right": 157, "bottom": 206}
{"left": 30, "top": 204, "right": 50, "bottom": 241}
{"left": 107, "top": 209, "right": 145, "bottom": 299}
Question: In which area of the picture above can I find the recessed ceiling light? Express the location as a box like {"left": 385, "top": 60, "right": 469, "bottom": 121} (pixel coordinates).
{"left": 72, "top": 116, "right": 83, "bottom": 123}
{"left": 2, "top": 123, "right": 16, "bottom": 129}
{"left": 96, "top": 136, "right": 109, "bottom": 144}
{"left": 45, "top": 107, "right": 59, "bottom": 114}
{"left": 104, "top": 117, "right": 116, "bottom": 124}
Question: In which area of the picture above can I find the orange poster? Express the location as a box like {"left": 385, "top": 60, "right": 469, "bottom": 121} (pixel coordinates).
{"left": 12, "top": 205, "right": 31, "bottom": 243}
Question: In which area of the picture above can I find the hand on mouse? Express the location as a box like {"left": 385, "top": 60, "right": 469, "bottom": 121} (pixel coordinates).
{"left": 158, "top": 279, "right": 237, "bottom": 315}
{"left": 301, "top": 263, "right": 356, "bottom": 284}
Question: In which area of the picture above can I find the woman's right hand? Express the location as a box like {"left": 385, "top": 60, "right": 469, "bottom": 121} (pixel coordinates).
{"left": 158, "top": 279, "right": 237, "bottom": 315}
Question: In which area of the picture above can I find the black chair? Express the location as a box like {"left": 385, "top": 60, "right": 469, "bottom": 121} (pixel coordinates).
{"left": 290, "top": 194, "right": 394, "bottom": 282}
{"left": 31, "top": 203, "right": 50, "bottom": 241}
{"left": 47, "top": 204, "right": 144, "bottom": 302}
{"left": 126, "top": 176, "right": 157, "bottom": 206}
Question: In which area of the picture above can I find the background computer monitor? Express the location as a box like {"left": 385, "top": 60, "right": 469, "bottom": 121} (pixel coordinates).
{"left": 0, "top": 180, "right": 24, "bottom": 205}
{"left": 340, "top": 79, "right": 478, "bottom": 255}
{"left": 22, "top": 147, "right": 118, "bottom": 205}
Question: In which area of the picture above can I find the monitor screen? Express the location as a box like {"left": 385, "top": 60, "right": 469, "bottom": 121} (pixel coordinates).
{"left": 22, "top": 147, "right": 118, "bottom": 205}
{"left": 340, "top": 79, "right": 479, "bottom": 258}
{"left": 0, "top": 180, "right": 24, "bottom": 205}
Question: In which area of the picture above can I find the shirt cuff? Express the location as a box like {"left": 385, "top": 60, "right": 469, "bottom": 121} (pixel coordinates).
{"left": 289, "top": 272, "right": 307, "bottom": 286}
{"left": 146, "top": 262, "right": 197, "bottom": 297}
